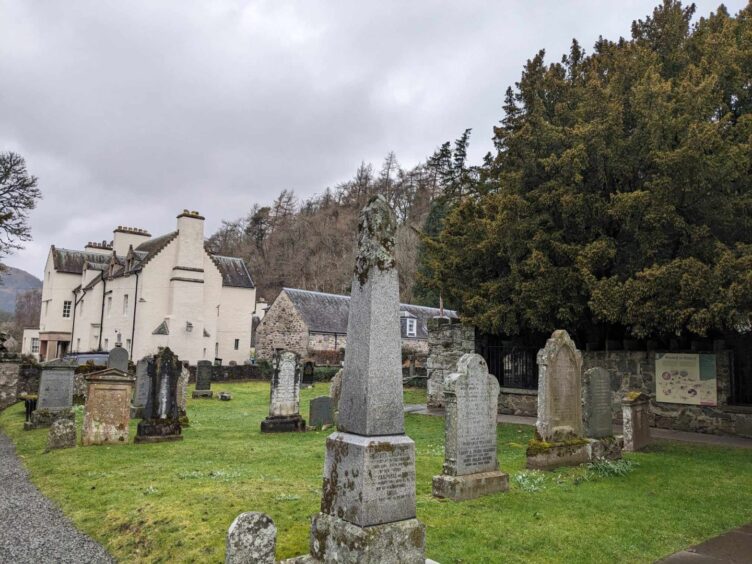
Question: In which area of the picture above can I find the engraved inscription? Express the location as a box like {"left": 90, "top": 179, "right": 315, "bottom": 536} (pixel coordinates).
{"left": 270, "top": 354, "right": 300, "bottom": 416}
{"left": 38, "top": 370, "right": 74, "bottom": 410}
{"left": 366, "top": 446, "right": 411, "bottom": 502}
{"left": 551, "top": 350, "right": 577, "bottom": 428}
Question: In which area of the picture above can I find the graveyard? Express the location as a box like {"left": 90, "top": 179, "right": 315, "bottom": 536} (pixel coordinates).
{"left": 0, "top": 381, "right": 750, "bottom": 562}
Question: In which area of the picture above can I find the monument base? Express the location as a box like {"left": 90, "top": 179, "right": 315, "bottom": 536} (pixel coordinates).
{"left": 526, "top": 440, "right": 590, "bottom": 471}
{"left": 432, "top": 470, "right": 509, "bottom": 501}
{"left": 192, "top": 390, "right": 213, "bottom": 399}
{"left": 309, "top": 513, "right": 425, "bottom": 564}
{"left": 130, "top": 405, "right": 144, "bottom": 419}
{"left": 135, "top": 419, "right": 182, "bottom": 443}
{"left": 260, "top": 415, "right": 306, "bottom": 433}
{"left": 25, "top": 408, "right": 74, "bottom": 431}
{"left": 587, "top": 436, "right": 623, "bottom": 461}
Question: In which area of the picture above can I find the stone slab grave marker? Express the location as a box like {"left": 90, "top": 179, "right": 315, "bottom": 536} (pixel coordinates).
{"left": 302, "top": 360, "right": 315, "bottom": 388}
{"left": 82, "top": 367, "right": 135, "bottom": 446}
{"left": 527, "top": 330, "right": 590, "bottom": 470}
{"left": 433, "top": 353, "right": 508, "bottom": 501}
{"left": 193, "top": 360, "right": 213, "bottom": 398}
{"left": 308, "top": 396, "right": 334, "bottom": 428}
{"left": 131, "top": 358, "right": 150, "bottom": 418}
{"left": 260, "top": 351, "right": 305, "bottom": 432}
{"left": 305, "top": 195, "right": 425, "bottom": 563}
{"left": 582, "top": 367, "right": 622, "bottom": 460}
{"left": 108, "top": 345, "right": 129, "bottom": 373}
{"left": 226, "top": 512, "right": 276, "bottom": 564}
{"left": 27, "top": 359, "right": 76, "bottom": 430}
{"left": 622, "top": 391, "right": 651, "bottom": 452}
{"left": 178, "top": 363, "right": 190, "bottom": 425}
{"left": 135, "top": 347, "right": 183, "bottom": 443}
{"left": 46, "top": 417, "right": 77, "bottom": 451}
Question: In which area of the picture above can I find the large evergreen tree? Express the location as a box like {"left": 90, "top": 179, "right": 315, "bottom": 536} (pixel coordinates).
{"left": 423, "top": 1, "right": 752, "bottom": 340}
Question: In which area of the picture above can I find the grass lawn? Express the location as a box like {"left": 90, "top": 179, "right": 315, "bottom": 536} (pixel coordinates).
{"left": 1, "top": 381, "right": 751, "bottom": 563}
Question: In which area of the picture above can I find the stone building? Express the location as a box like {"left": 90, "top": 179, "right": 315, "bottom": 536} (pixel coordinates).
{"left": 255, "top": 287, "right": 456, "bottom": 362}
{"left": 23, "top": 210, "right": 255, "bottom": 365}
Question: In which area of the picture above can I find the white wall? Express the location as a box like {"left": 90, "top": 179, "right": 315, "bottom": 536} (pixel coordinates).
{"left": 39, "top": 250, "right": 77, "bottom": 335}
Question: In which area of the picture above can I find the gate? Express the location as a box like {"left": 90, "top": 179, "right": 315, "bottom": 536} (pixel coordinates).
{"left": 484, "top": 345, "right": 538, "bottom": 390}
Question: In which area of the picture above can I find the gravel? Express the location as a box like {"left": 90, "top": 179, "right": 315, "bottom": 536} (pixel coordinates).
{"left": 0, "top": 431, "right": 114, "bottom": 563}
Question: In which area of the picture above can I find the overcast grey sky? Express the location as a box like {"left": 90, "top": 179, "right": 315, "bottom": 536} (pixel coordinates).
{"left": 1, "top": 0, "right": 744, "bottom": 278}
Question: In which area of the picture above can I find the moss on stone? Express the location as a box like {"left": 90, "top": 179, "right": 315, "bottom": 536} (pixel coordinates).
{"left": 526, "top": 437, "right": 589, "bottom": 456}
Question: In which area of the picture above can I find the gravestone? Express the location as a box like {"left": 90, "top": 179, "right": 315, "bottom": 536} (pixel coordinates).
{"left": 526, "top": 330, "right": 589, "bottom": 470}
{"left": 302, "top": 360, "right": 315, "bottom": 388}
{"left": 622, "top": 392, "right": 651, "bottom": 452}
{"left": 46, "top": 417, "right": 77, "bottom": 451}
{"left": 432, "top": 353, "right": 508, "bottom": 500}
{"left": 131, "top": 359, "right": 150, "bottom": 418}
{"left": 135, "top": 348, "right": 183, "bottom": 443}
{"left": 82, "top": 367, "right": 135, "bottom": 446}
{"left": 178, "top": 364, "right": 190, "bottom": 425}
{"left": 192, "top": 360, "right": 213, "bottom": 398}
{"left": 309, "top": 396, "right": 334, "bottom": 428}
{"left": 260, "top": 351, "right": 305, "bottom": 432}
{"left": 226, "top": 512, "right": 276, "bottom": 564}
{"left": 329, "top": 368, "right": 342, "bottom": 421}
{"left": 583, "top": 367, "right": 613, "bottom": 438}
{"left": 27, "top": 359, "right": 76, "bottom": 430}
{"left": 108, "top": 345, "right": 129, "bottom": 373}
{"left": 307, "top": 196, "right": 425, "bottom": 563}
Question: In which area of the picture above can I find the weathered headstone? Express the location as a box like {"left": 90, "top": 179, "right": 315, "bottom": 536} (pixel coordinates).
{"left": 178, "top": 363, "right": 190, "bottom": 425}
{"left": 433, "top": 353, "right": 508, "bottom": 500}
{"left": 226, "top": 512, "right": 276, "bottom": 564}
{"left": 131, "top": 358, "right": 150, "bottom": 418}
{"left": 582, "top": 367, "right": 622, "bottom": 460}
{"left": 308, "top": 195, "right": 425, "bottom": 563}
{"left": 46, "top": 417, "right": 77, "bottom": 451}
{"left": 107, "top": 345, "right": 129, "bottom": 373}
{"left": 192, "top": 360, "right": 213, "bottom": 398}
{"left": 27, "top": 359, "right": 76, "bottom": 430}
{"left": 622, "top": 391, "right": 651, "bottom": 452}
{"left": 309, "top": 396, "right": 334, "bottom": 428}
{"left": 135, "top": 348, "right": 183, "bottom": 443}
{"left": 526, "top": 330, "right": 589, "bottom": 470}
{"left": 82, "top": 367, "right": 135, "bottom": 446}
{"left": 329, "top": 368, "right": 342, "bottom": 420}
{"left": 583, "top": 367, "right": 613, "bottom": 438}
{"left": 219, "top": 391, "right": 232, "bottom": 401}
{"left": 302, "top": 360, "right": 315, "bottom": 388}
{"left": 260, "top": 351, "right": 305, "bottom": 432}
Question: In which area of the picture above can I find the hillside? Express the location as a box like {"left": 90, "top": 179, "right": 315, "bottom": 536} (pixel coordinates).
{"left": 0, "top": 266, "right": 42, "bottom": 313}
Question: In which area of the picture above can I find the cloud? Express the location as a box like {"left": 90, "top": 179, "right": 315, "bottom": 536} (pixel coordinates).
{"left": 0, "top": 0, "right": 743, "bottom": 277}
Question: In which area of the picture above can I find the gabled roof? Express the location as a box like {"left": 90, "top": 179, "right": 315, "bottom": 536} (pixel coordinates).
{"left": 51, "top": 247, "right": 113, "bottom": 274}
{"left": 135, "top": 231, "right": 179, "bottom": 268}
{"left": 209, "top": 255, "right": 254, "bottom": 288}
{"left": 281, "top": 288, "right": 457, "bottom": 339}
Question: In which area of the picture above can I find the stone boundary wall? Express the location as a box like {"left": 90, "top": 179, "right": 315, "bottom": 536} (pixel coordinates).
{"left": 0, "top": 361, "right": 21, "bottom": 411}
{"left": 582, "top": 350, "right": 752, "bottom": 438}
{"left": 498, "top": 387, "right": 538, "bottom": 416}
{"left": 187, "top": 364, "right": 264, "bottom": 383}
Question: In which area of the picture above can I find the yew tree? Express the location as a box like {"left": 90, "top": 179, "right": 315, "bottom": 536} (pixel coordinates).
{"left": 424, "top": 1, "right": 752, "bottom": 339}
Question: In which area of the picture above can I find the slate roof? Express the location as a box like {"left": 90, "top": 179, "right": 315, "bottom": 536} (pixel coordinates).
{"left": 209, "top": 255, "right": 255, "bottom": 288}
{"left": 282, "top": 288, "right": 457, "bottom": 339}
{"left": 134, "top": 231, "right": 179, "bottom": 267}
{"left": 51, "top": 247, "right": 113, "bottom": 274}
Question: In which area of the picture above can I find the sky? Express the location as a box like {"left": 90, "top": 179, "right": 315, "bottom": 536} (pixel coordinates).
{"left": 1, "top": 0, "right": 746, "bottom": 278}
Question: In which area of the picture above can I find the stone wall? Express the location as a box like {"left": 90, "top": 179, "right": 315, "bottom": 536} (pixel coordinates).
{"left": 0, "top": 361, "right": 21, "bottom": 411}
{"left": 498, "top": 387, "right": 538, "bottom": 416}
{"left": 255, "top": 292, "right": 309, "bottom": 360}
{"left": 426, "top": 318, "right": 476, "bottom": 407}
{"left": 187, "top": 364, "right": 264, "bottom": 382}
{"left": 16, "top": 364, "right": 41, "bottom": 396}
{"left": 582, "top": 349, "right": 752, "bottom": 438}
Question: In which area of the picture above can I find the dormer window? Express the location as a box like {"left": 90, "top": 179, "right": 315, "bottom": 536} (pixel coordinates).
{"left": 406, "top": 318, "right": 417, "bottom": 337}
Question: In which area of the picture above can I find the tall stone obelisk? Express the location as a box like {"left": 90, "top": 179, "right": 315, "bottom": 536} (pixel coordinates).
{"left": 309, "top": 195, "right": 425, "bottom": 563}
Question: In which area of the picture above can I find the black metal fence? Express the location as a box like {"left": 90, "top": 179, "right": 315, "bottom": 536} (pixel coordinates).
{"left": 484, "top": 345, "right": 538, "bottom": 389}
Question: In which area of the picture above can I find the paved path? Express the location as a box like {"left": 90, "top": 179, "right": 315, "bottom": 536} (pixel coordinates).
{"left": 0, "top": 431, "right": 113, "bottom": 563}
{"left": 658, "top": 523, "right": 752, "bottom": 563}
{"left": 404, "top": 405, "right": 752, "bottom": 449}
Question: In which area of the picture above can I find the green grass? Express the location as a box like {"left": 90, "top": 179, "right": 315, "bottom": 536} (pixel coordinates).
{"left": 1, "top": 382, "right": 750, "bottom": 563}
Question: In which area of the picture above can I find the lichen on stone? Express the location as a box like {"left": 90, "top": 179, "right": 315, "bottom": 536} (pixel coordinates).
{"left": 353, "top": 195, "right": 397, "bottom": 286}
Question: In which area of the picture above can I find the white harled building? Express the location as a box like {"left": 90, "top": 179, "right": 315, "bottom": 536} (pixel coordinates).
{"left": 24, "top": 210, "right": 255, "bottom": 365}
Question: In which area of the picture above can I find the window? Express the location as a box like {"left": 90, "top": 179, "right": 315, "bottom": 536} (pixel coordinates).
{"left": 31, "top": 338, "right": 40, "bottom": 353}
{"left": 104, "top": 338, "right": 109, "bottom": 350}
{"left": 234, "top": 339, "right": 240, "bottom": 350}
{"left": 123, "top": 294, "right": 129, "bottom": 315}
{"left": 44, "top": 301, "right": 49, "bottom": 317}
{"left": 406, "top": 318, "right": 417, "bottom": 337}
{"left": 62, "top": 301, "right": 72, "bottom": 318}
{"left": 126, "top": 339, "right": 131, "bottom": 352}
{"left": 107, "top": 296, "right": 112, "bottom": 315}
{"left": 203, "top": 347, "right": 207, "bottom": 358}
{"left": 215, "top": 342, "right": 219, "bottom": 357}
